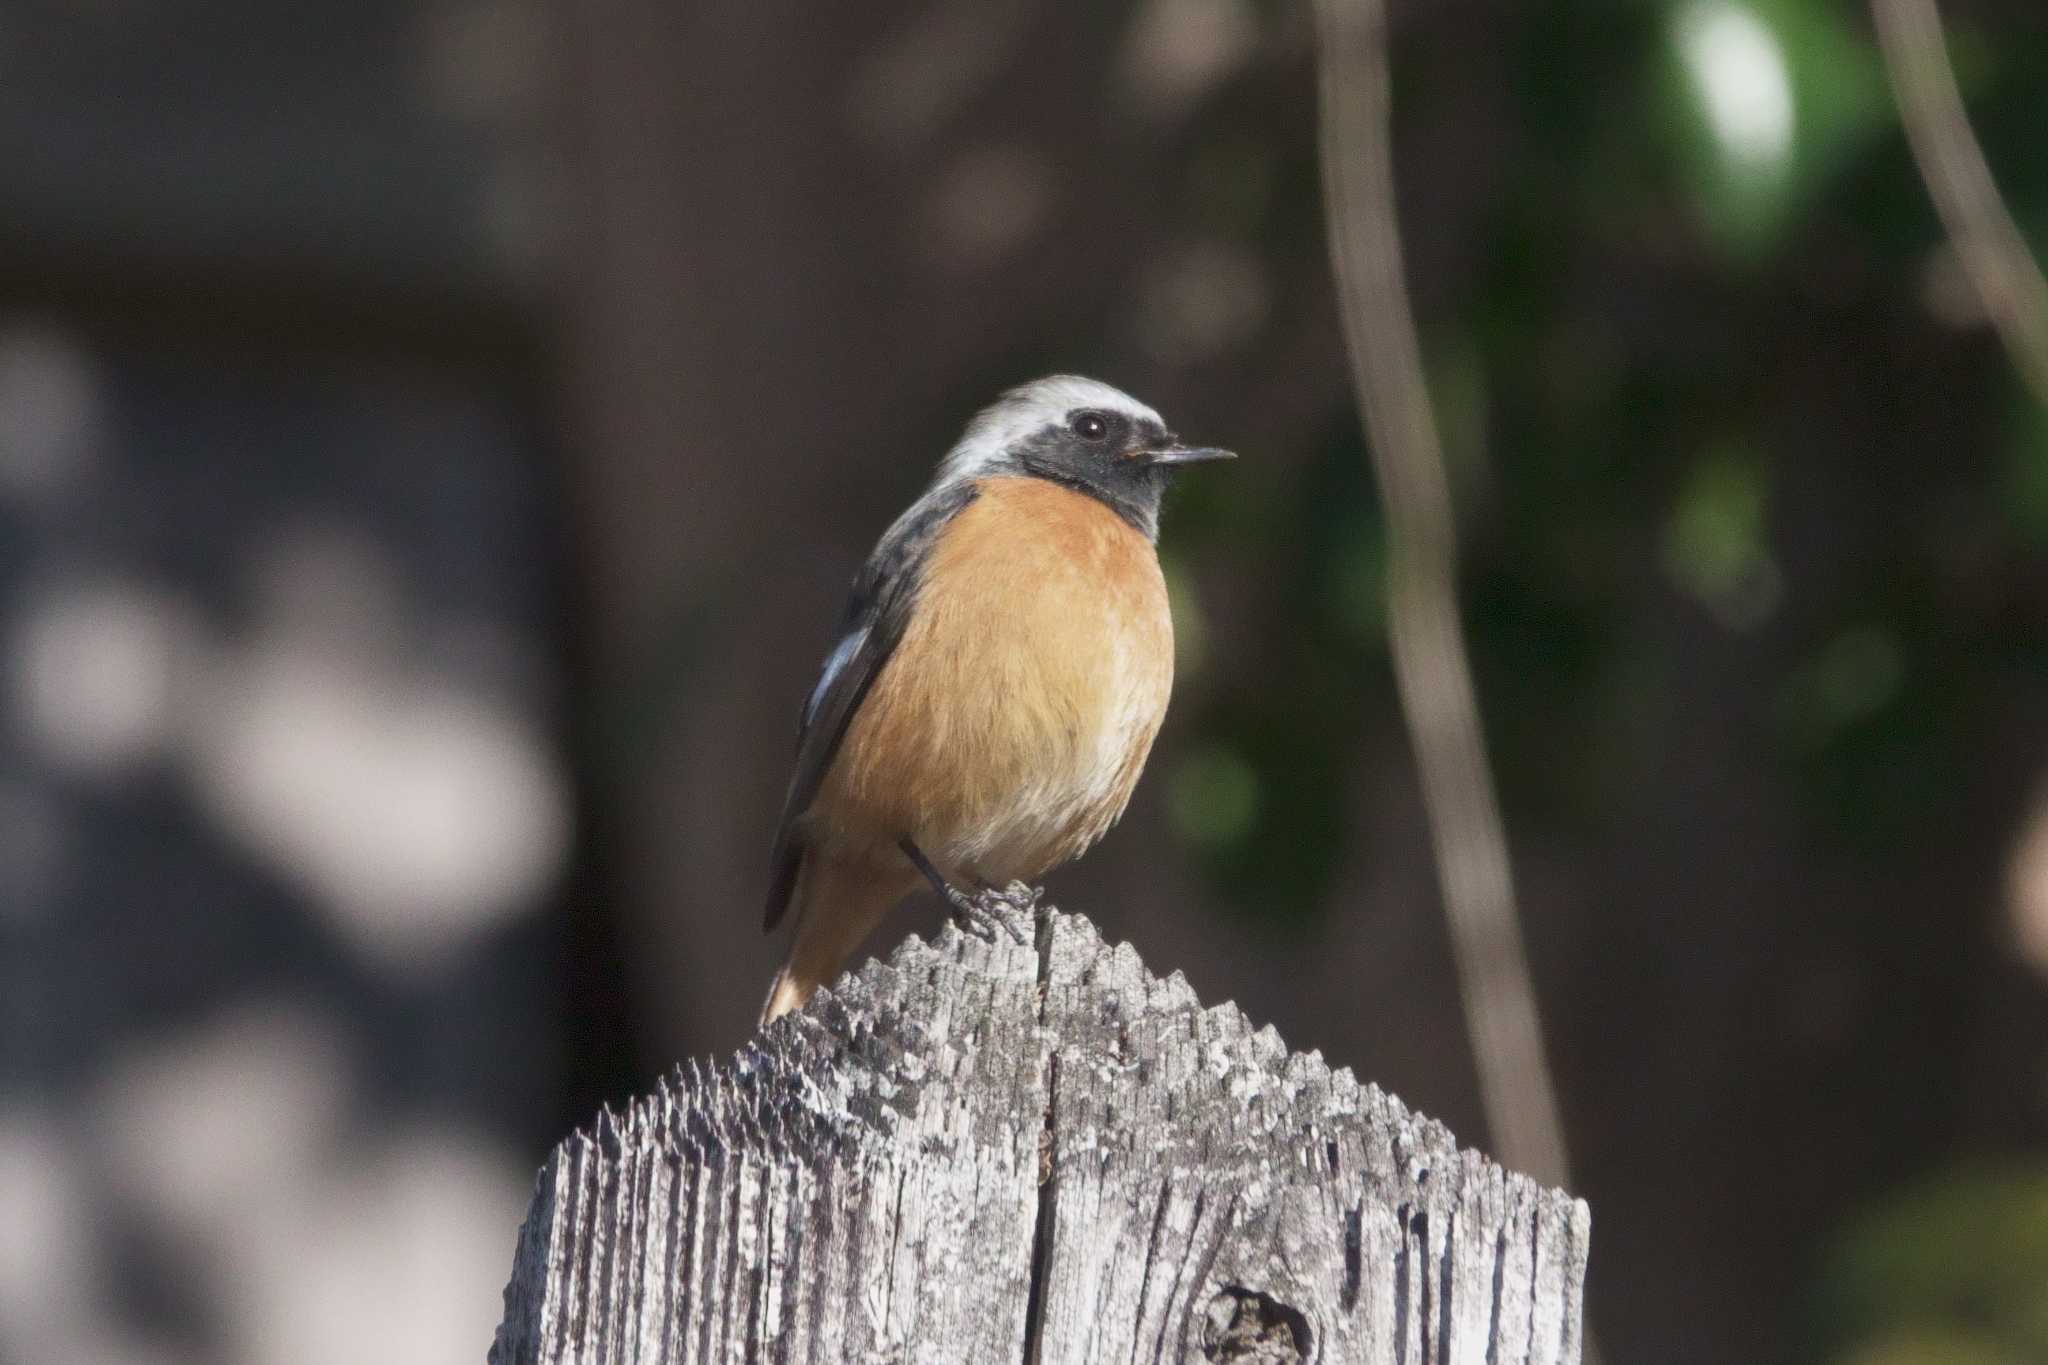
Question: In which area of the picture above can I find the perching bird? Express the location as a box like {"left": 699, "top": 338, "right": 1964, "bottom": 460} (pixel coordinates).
{"left": 758, "top": 375, "right": 1233, "bottom": 1025}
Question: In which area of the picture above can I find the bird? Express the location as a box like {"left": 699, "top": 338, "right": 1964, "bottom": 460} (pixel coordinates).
{"left": 756, "top": 376, "right": 1233, "bottom": 1025}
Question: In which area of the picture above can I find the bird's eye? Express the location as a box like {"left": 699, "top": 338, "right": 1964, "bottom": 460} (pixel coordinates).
{"left": 1072, "top": 411, "right": 1109, "bottom": 441}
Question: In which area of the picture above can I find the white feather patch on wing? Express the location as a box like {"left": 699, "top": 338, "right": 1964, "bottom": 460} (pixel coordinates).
{"left": 805, "top": 624, "right": 869, "bottom": 732}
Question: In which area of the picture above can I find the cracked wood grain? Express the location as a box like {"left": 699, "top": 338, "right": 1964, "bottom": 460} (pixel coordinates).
{"left": 491, "top": 893, "right": 1588, "bottom": 1364}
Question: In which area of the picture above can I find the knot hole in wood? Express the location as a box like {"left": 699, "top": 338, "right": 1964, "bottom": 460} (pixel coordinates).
{"left": 1202, "top": 1285, "right": 1312, "bottom": 1363}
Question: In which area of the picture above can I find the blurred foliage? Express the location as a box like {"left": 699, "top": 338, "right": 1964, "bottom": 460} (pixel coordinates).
{"left": 1134, "top": 0, "right": 2048, "bottom": 1354}
{"left": 1813, "top": 1165, "right": 2048, "bottom": 1364}
{"left": 1661, "top": 443, "right": 1779, "bottom": 625}
{"left": 1661, "top": 0, "right": 1890, "bottom": 256}
{"left": 2009, "top": 397, "right": 2048, "bottom": 546}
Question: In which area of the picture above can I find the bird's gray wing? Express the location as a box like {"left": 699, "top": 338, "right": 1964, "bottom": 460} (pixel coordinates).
{"left": 762, "top": 481, "right": 979, "bottom": 930}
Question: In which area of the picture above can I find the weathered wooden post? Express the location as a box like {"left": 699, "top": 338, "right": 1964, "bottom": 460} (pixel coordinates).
{"left": 491, "top": 892, "right": 1588, "bottom": 1363}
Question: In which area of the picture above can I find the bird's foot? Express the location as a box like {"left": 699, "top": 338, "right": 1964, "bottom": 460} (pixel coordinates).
{"left": 898, "top": 837, "right": 1036, "bottom": 946}
{"left": 998, "top": 880, "right": 1047, "bottom": 918}
{"left": 946, "top": 885, "right": 1032, "bottom": 946}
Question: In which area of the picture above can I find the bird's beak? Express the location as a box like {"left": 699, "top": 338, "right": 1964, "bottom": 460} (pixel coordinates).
{"left": 1143, "top": 444, "right": 1236, "bottom": 467}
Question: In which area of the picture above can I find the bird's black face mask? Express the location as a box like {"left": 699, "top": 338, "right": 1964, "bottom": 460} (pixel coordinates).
{"left": 1008, "top": 409, "right": 1232, "bottom": 539}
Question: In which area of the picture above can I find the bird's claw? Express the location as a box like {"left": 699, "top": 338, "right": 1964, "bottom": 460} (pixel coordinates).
{"left": 946, "top": 887, "right": 1032, "bottom": 945}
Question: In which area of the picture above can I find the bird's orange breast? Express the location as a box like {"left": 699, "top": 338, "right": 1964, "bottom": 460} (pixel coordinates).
{"left": 815, "top": 475, "right": 1175, "bottom": 880}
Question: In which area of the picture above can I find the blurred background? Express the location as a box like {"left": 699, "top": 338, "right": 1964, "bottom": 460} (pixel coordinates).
{"left": 3, "top": 0, "right": 2046, "bottom": 1362}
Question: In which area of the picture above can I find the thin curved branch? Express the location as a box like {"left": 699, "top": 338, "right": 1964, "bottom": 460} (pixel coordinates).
{"left": 1309, "top": 0, "right": 1573, "bottom": 1193}
{"left": 1873, "top": 0, "right": 2048, "bottom": 403}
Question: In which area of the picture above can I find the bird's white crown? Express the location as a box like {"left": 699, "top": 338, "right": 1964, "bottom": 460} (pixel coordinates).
{"left": 937, "top": 375, "right": 1163, "bottom": 485}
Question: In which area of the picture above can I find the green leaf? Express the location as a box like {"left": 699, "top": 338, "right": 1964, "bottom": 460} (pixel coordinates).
{"left": 1661, "top": 0, "right": 1889, "bottom": 256}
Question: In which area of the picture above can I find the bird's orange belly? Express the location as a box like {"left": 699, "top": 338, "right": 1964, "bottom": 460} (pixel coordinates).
{"left": 813, "top": 477, "right": 1174, "bottom": 881}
